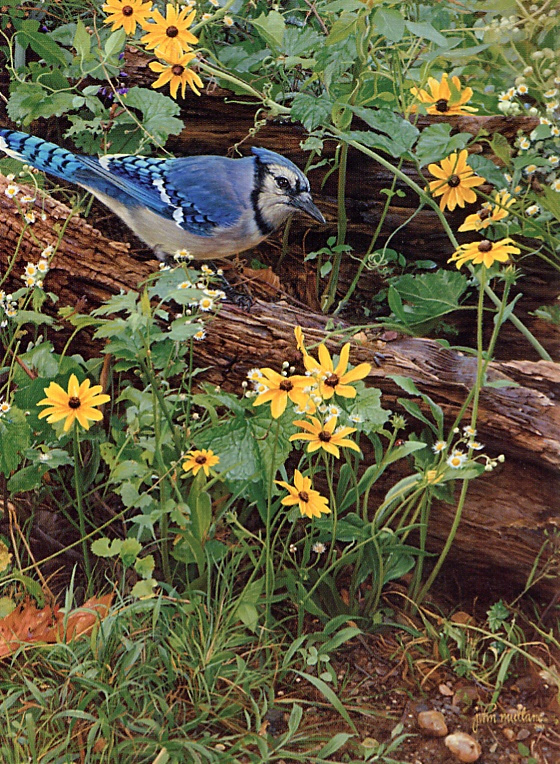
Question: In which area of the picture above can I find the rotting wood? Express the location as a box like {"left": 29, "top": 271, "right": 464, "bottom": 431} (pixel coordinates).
{"left": 0, "top": 176, "right": 558, "bottom": 599}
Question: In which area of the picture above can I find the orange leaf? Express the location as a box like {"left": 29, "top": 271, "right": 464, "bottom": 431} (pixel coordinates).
{"left": 0, "top": 594, "right": 113, "bottom": 659}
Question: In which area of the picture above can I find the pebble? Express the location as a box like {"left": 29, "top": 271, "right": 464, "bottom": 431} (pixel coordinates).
{"left": 444, "top": 731, "right": 482, "bottom": 762}
{"left": 418, "top": 710, "right": 448, "bottom": 737}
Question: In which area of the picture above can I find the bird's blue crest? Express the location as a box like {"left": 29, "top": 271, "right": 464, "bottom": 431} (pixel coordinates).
{"left": 251, "top": 147, "right": 301, "bottom": 173}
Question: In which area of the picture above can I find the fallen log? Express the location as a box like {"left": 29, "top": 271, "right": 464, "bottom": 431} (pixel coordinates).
{"left": 0, "top": 176, "right": 558, "bottom": 599}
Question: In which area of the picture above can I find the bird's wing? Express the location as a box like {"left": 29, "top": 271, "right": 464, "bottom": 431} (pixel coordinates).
{"left": 77, "top": 154, "right": 252, "bottom": 236}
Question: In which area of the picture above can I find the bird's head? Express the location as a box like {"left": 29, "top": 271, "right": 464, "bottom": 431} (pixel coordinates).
{"left": 251, "top": 147, "right": 325, "bottom": 233}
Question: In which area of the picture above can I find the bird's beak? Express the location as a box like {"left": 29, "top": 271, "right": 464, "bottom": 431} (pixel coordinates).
{"left": 292, "top": 194, "right": 326, "bottom": 224}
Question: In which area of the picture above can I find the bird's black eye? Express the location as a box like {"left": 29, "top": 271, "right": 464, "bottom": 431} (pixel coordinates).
{"left": 275, "top": 176, "right": 290, "bottom": 190}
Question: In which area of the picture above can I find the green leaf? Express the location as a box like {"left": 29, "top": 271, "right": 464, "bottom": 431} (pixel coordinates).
{"left": 291, "top": 93, "right": 334, "bottom": 132}
{"left": 134, "top": 554, "right": 155, "bottom": 579}
{"left": 347, "top": 106, "right": 419, "bottom": 154}
{"left": 0, "top": 598, "right": 15, "bottom": 618}
{"left": 91, "top": 538, "right": 122, "bottom": 558}
{"left": 490, "top": 133, "right": 513, "bottom": 167}
{"left": 7, "top": 465, "right": 46, "bottom": 493}
{"left": 372, "top": 7, "right": 405, "bottom": 42}
{"left": 7, "top": 83, "right": 77, "bottom": 126}
{"left": 0, "top": 407, "right": 31, "bottom": 476}
{"left": 294, "top": 671, "right": 357, "bottom": 732}
{"left": 119, "top": 538, "right": 142, "bottom": 568}
{"left": 388, "top": 270, "right": 469, "bottom": 327}
{"left": 348, "top": 387, "right": 390, "bottom": 434}
{"left": 103, "top": 28, "right": 126, "bottom": 57}
{"left": 282, "top": 26, "right": 322, "bottom": 58}
{"left": 484, "top": 378, "right": 519, "bottom": 389}
{"left": 288, "top": 703, "right": 303, "bottom": 734}
{"left": 73, "top": 19, "right": 91, "bottom": 58}
{"left": 467, "top": 155, "right": 507, "bottom": 189}
{"left": 317, "top": 734, "right": 353, "bottom": 757}
{"left": 540, "top": 186, "right": 560, "bottom": 222}
{"left": 18, "top": 19, "right": 69, "bottom": 66}
{"left": 414, "top": 123, "right": 471, "bottom": 166}
{"left": 326, "top": 13, "right": 358, "bottom": 46}
{"left": 250, "top": 10, "right": 285, "bottom": 50}
{"left": 405, "top": 20, "right": 447, "bottom": 46}
{"left": 123, "top": 87, "right": 183, "bottom": 146}
{"left": 131, "top": 579, "right": 157, "bottom": 597}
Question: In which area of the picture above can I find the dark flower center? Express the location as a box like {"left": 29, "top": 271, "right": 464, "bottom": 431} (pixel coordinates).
{"left": 478, "top": 240, "right": 493, "bottom": 252}
{"left": 171, "top": 64, "right": 185, "bottom": 76}
{"left": 279, "top": 379, "right": 293, "bottom": 392}
{"left": 324, "top": 374, "right": 339, "bottom": 388}
{"left": 435, "top": 98, "right": 449, "bottom": 112}
{"left": 195, "top": 455, "right": 207, "bottom": 464}
{"left": 447, "top": 174, "right": 461, "bottom": 187}
{"left": 318, "top": 430, "right": 331, "bottom": 442}
{"left": 122, "top": 5, "right": 134, "bottom": 15}
{"left": 166, "top": 25, "right": 179, "bottom": 37}
{"left": 68, "top": 396, "right": 81, "bottom": 409}
{"left": 478, "top": 208, "right": 491, "bottom": 220}
{"left": 298, "top": 491, "right": 309, "bottom": 502}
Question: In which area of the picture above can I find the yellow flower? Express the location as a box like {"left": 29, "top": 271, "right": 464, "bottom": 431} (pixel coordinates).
{"left": 448, "top": 238, "right": 520, "bottom": 269}
{"left": 290, "top": 415, "right": 361, "bottom": 459}
{"left": 294, "top": 325, "right": 307, "bottom": 355}
{"left": 458, "top": 191, "right": 515, "bottom": 232}
{"left": 102, "top": 0, "right": 153, "bottom": 35}
{"left": 182, "top": 448, "right": 219, "bottom": 477}
{"left": 141, "top": 4, "right": 198, "bottom": 59}
{"left": 427, "top": 150, "right": 486, "bottom": 212}
{"left": 276, "top": 469, "right": 331, "bottom": 519}
{"left": 37, "top": 374, "right": 110, "bottom": 432}
{"left": 410, "top": 73, "right": 477, "bottom": 115}
{"left": 0, "top": 540, "right": 12, "bottom": 573}
{"left": 252, "top": 368, "right": 314, "bottom": 419}
{"left": 150, "top": 50, "right": 203, "bottom": 97}
{"left": 303, "top": 343, "right": 371, "bottom": 400}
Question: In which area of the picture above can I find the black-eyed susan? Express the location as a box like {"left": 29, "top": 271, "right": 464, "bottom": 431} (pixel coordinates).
{"left": 182, "top": 448, "right": 219, "bottom": 477}
{"left": 102, "top": 0, "right": 153, "bottom": 35}
{"left": 427, "top": 150, "right": 486, "bottom": 212}
{"left": 37, "top": 374, "right": 110, "bottom": 432}
{"left": 252, "top": 368, "right": 314, "bottom": 419}
{"left": 290, "top": 415, "right": 361, "bottom": 458}
{"left": 276, "top": 469, "right": 331, "bottom": 519}
{"left": 150, "top": 50, "right": 203, "bottom": 98}
{"left": 448, "top": 238, "right": 520, "bottom": 269}
{"left": 458, "top": 191, "right": 515, "bottom": 232}
{"left": 141, "top": 4, "right": 198, "bottom": 59}
{"left": 303, "top": 342, "right": 371, "bottom": 400}
{"left": 410, "top": 73, "right": 477, "bottom": 115}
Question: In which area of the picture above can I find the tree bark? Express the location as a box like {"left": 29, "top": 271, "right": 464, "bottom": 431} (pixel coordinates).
{"left": 0, "top": 175, "right": 558, "bottom": 599}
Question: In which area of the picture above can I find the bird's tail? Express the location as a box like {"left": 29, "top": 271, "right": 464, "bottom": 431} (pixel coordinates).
{"left": 0, "top": 128, "right": 85, "bottom": 184}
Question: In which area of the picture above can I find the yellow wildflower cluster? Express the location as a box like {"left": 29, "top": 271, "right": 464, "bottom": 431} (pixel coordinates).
{"left": 249, "top": 328, "right": 372, "bottom": 520}
{"left": 102, "top": 1, "right": 203, "bottom": 98}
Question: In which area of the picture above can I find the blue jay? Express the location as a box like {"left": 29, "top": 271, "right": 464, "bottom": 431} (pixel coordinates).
{"left": 0, "top": 129, "right": 325, "bottom": 260}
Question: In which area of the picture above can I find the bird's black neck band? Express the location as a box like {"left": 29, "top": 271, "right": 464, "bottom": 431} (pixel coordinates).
{"left": 251, "top": 158, "right": 274, "bottom": 235}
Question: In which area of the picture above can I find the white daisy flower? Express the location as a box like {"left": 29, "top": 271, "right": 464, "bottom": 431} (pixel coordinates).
{"left": 447, "top": 451, "right": 467, "bottom": 469}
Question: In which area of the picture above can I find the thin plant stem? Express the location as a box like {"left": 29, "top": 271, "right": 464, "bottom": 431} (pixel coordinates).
{"left": 72, "top": 425, "right": 92, "bottom": 594}
{"left": 415, "top": 270, "right": 488, "bottom": 604}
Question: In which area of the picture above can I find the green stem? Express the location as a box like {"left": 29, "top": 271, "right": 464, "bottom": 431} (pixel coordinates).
{"left": 72, "top": 426, "right": 92, "bottom": 594}
{"left": 415, "top": 479, "right": 468, "bottom": 605}
{"left": 321, "top": 144, "right": 349, "bottom": 311}
{"left": 415, "top": 268, "right": 488, "bottom": 604}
